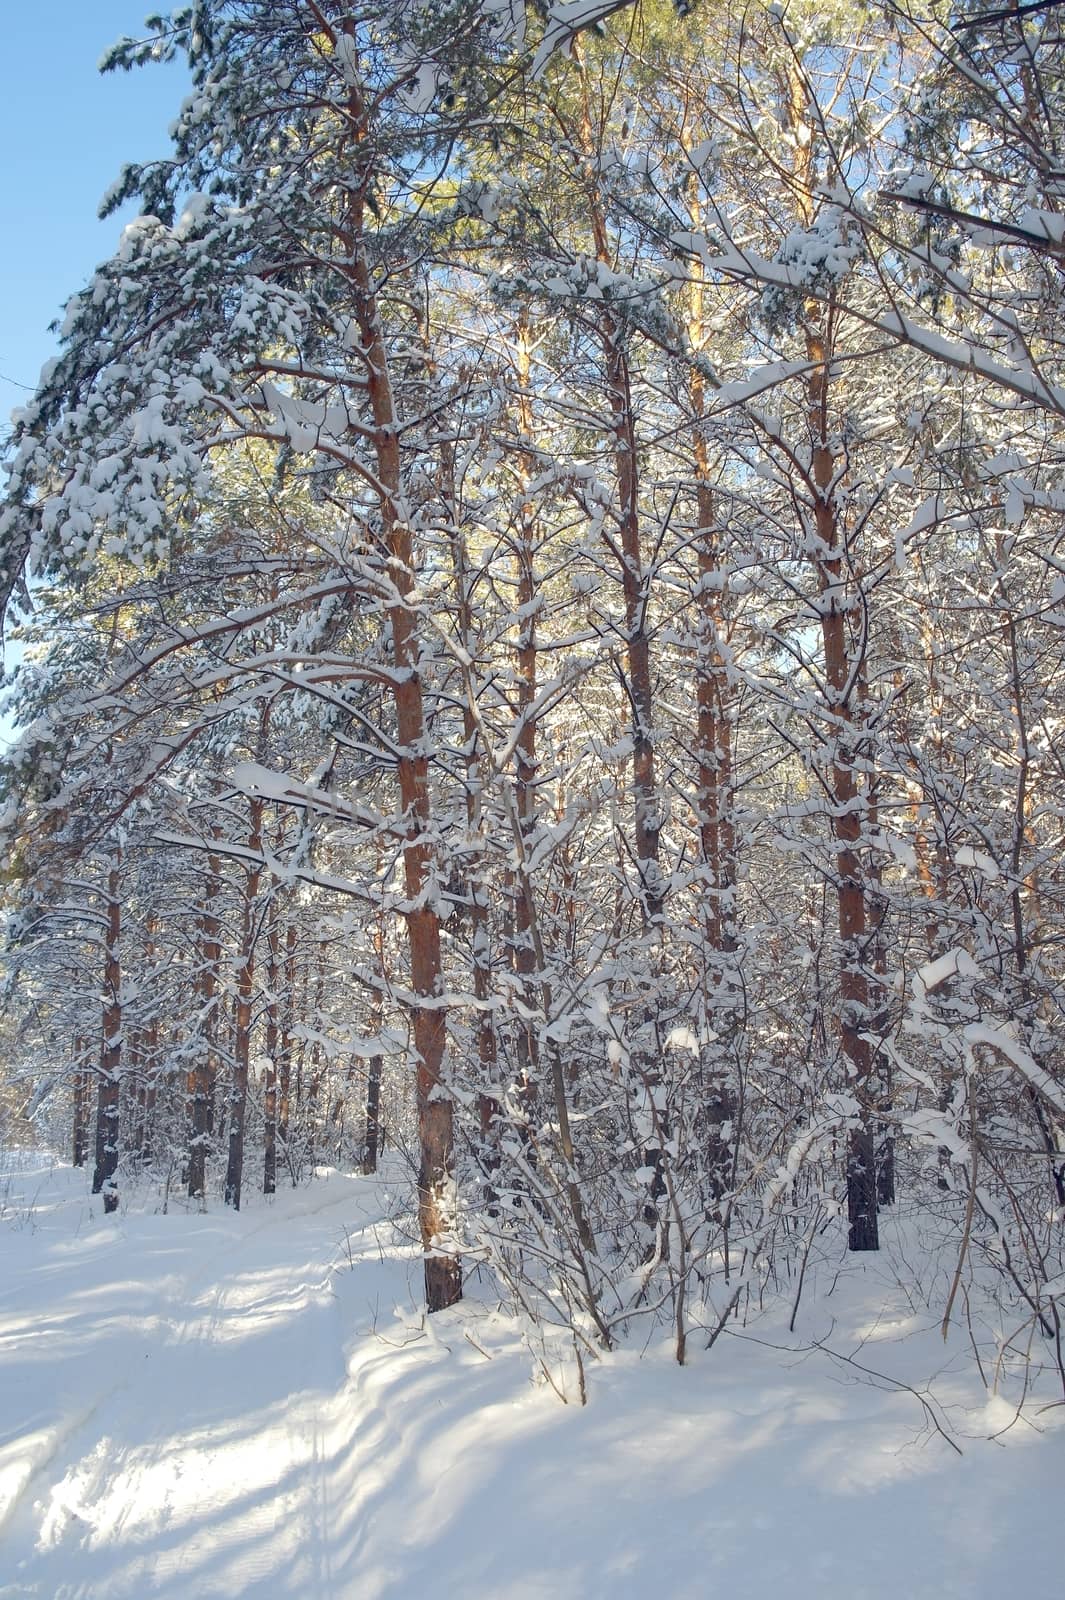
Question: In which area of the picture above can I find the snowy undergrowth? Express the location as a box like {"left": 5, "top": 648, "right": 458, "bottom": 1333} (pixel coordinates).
{"left": 0, "top": 1155, "right": 1059, "bottom": 1600}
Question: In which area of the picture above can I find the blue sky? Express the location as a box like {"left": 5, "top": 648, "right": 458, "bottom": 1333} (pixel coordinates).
{"left": 0, "top": 5, "right": 190, "bottom": 419}
{"left": 0, "top": 6, "right": 189, "bottom": 701}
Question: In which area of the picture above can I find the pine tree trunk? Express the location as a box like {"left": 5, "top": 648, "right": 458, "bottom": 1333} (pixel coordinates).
{"left": 72, "top": 1038, "right": 90, "bottom": 1169}
{"left": 363, "top": 1048, "right": 382, "bottom": 1176}
{"left": 224, "top": 799, "right": 263, "bottom": 1211}
{"left": 511, "top": 313, "right": 542, "bottom": 1119}
{"left": 335, "top": 49, "right": 458, "bottom": 1305}
{"left": 279, "top": 920, "right": 296, "bottom": 1181}
{"left": 684, "top": 181, "right": 741, "bottom": 1204}
{"left": 92, "top": 860, "right": 122, "bottom": 1214}
{"left": 188, "top": 846, "right": 221, "bottom": 1201}
{"left": 785, "top": 59, "right": 879, "bottom": 1252}
{"left": 576, "top": 49, "right": 662, "bottom": 928}
{"left": 263, "top": 902, "right": 280, "bottom": 1197}
{"left": 439, "top": 442, "right": 500, "bottom": 1185}
{"left": 809, "top": 335, "right": 878, "bottom": 1252}
{"left": 347, "top": 201, "right": 459, "bottom": 1311}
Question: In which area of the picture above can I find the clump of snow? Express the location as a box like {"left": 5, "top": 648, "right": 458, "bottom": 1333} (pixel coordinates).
{"left": 955, "top": 846, "right": 1000, "bottom": 880}
{"left": 914, "top": 947, "right": 983, "bottom": 995}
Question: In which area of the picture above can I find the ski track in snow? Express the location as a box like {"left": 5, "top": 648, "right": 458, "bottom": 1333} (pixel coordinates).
{"left": 0, "top": 1157, "right": 1060, "bottom": 1599}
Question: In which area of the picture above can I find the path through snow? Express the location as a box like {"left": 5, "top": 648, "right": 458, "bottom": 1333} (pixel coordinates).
{"left": 0, "top": 1157, "right": 1058, "bottom": 1598}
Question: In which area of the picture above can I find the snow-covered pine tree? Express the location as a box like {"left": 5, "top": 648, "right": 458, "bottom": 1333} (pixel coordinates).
{"left": 0, "top": 0, "right": 538, "bottom": 1308}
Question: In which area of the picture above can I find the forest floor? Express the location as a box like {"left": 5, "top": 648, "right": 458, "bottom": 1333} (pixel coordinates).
{"left": 0, "top": 1152, "right": 1059, "bottom": 1599}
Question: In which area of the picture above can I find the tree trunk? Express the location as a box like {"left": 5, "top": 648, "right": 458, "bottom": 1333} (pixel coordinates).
{"left": 577, "top": 54, "right": 663, "bottom": 928}
{"left": 263, "top": 898, "right": 280, "bottom": 1197}
{"left": 439, "top": 463, "right": 501, "bottom": 1176}
{"left": 188, "top": 845, "right": 221, "bottom": 1201}
{"left": 72, "top": 1037, "right": 90, "bottom": 1169}
{"left": 224, "top": 798, "right": 263, "bottom": 1211}
{"left": 363, "top": 1047, "right": 382, "bottom": 1176}
{"left": 511, "top": 312, "right": 542, "bottom": 1121}
{"left": 341, "top": 73, "right": 458, "bottom": 1306}
{"left": 786, "top": 60, "right": 878, "bottom": 1249}
{"left": 92, "top": 859, "right": 122, "bottom": 1214}
{"left": 686, "top": 193, "right": 740, "bottom": 1202}
{"left": 279, "top": 919, "right": 296, "bottom": 1181}
{"left": 808, "top": 328, "right": 878, "bottom": 1252}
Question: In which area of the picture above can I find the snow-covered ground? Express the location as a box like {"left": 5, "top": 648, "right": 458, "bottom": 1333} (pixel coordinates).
{"left": 0, "top": 1153, "right": 1058, "bottom": 1599}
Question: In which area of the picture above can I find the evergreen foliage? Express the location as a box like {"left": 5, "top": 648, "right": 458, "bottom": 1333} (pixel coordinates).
{"left": 1, "top": 0, "right": 1062, "bottom": 1382}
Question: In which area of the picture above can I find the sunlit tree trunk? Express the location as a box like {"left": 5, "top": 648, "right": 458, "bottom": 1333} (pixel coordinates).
{"left": 785, "top": 61, "right": 878, "bottom": 1250}
{"left": 686, "top": 183, "right": 740, "bottom": 1202}
{"left": 576, "top": 50, "right": 663, "bottom": 928}
{"left": 341, "top": 44, "right": 458, "bottom": 1309}
{"left": 510, "top": 311, "right": 542, "bottom": 1118}
{"left": 439, "top": 430, "right": 500, "bottom": 1162}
